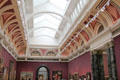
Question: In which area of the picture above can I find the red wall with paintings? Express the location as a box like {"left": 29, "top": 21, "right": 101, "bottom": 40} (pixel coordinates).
{"left": 0, "top": 46, "right": 16, "bottom": 79}
{"left": 114, "top": 34, "right": 120, "bottom": 80}
{"left": 16, "top": 61, "right": 68, "bottom": 80}
{"left": 0, "top": 47, "right": 16, "bottom": 69}
{"left": 68, "top": 52, "right": 92, "bottom": 77}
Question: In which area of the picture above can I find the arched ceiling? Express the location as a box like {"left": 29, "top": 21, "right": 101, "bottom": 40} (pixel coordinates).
{"left": 60, "top": 0, "right": 120, "bottom": 57}
{"left": 0, "top": 0, "right": 26, "bottom": 55}
{"left": 0, "top": 0, "right": 120, "bottom": 60}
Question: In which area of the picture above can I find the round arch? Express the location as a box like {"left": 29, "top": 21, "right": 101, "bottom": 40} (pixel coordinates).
{"left": 36, "top": 65, "right": 50, "bottom": 80}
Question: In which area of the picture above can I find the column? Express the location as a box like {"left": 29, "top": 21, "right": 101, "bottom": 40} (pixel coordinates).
{"left": 106, "top": 41, "right": 118, "bottom": 80}
{"left": 91, "top": 50, "right": 105, "bottom": 80}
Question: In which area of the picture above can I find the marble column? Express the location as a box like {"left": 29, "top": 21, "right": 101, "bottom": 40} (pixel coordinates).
{"left": 91, "top": 50, "right": 105, "bottom": 80}
{"left": 106, "top": 41, "right": 118, "bottom": 80}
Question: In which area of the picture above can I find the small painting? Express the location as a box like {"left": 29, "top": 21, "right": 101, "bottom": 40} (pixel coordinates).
{"left": 52, "top": 71, "right": 62, "bottom": 80}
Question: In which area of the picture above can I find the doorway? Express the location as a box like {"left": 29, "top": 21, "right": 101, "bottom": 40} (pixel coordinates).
{"left": 36, "top": 66, "right": 49, "bottom": 80}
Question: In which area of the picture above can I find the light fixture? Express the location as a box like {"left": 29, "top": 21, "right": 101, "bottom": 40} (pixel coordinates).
{"left": 85, "top": 0, "right": 110, "bottom": 28}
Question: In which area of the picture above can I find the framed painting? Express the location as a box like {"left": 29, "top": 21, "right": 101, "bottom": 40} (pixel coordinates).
{"left": 68, "top": 74, "right": 73, "bottom": 80}
{"left": 8, "top": 61, "right": 15, "bottom": 80}
{"left": 0, "top": 54, "right": 4, "bottom": 80}
{"left": 86, "top": 72, "right": 91, "bottom": 80}
{"left": 20, "top": 72, "right": 27, "bottom": 80}
{"left": 73, "top": 73, "right": 79, "bottom": 80}
{"left": 81, "top": 75, "right": 86, "bottom": 80}
{"left": 20, "top": 72, "right": 33, "bottom": 80}
{"left": 52, "top": 71, "right": 62, "bottom": 80}
{"left": 79, "top": 76, "right": 82, "bottom": 80}
{"left": 27, "top": 72, "right": 33, "bottom": 80}
{"left": 0, "top": 57, "right": 4, "bottom": 73}
{"left": 3, "top": 67, "right": 8, "bottom": 80}
{"left": 13, "top": 70, "right": 16, "bottom": 80}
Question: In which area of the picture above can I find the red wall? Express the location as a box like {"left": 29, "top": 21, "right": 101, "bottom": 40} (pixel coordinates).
{"left": 114, "top": 34, "right": 120, "bottom": 80}
{"left": 68, "top": 52, "right": 92, "bottom": 76}
{"left": 0, "top": 46, "right": 16, "bottom": 72}
{"left": 16, "top": 61, "right": 68, "bottom": 80}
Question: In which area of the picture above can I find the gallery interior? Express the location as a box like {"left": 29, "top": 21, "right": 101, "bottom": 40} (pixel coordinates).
{"left": 0, "top": 0, "right": 120, "bottom": 80}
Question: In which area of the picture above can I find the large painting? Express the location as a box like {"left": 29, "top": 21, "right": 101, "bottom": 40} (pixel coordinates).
{"left": 9, "top": 61, "right": 15, "bottom": 80}
{"left": 52, "top": 71, "right": 62, "bottom": 80}
{"left": 0, "top": 52, "right": 4, "bottom": 80}
{"left": 20, "top": 72, "right": 33, "bottom": 80}
{"left": 3, "top": 67, "right": 9, "bottom": 80}
{"left": 0, "top": 57, "right": 4, "bottom": 72}
{"left": 0, "top": 52, "right": 9, "bottom": 80}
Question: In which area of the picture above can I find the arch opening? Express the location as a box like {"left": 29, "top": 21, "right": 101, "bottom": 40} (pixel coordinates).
{"left": 36, "top": 66, "right": 50, "bottom": 80}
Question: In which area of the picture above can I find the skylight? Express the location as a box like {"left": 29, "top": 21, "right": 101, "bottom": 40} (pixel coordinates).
{"left": 34, "top": 14, "right": 61, "bottom": 30}
{"left": 33, "top": 0, "right": 69, "bottom": 41}
{"left": 34, "top": 28, "right": 56, "bottom": 38}
{"left": 50, "top": 0, "right": 68, "bottom": 10}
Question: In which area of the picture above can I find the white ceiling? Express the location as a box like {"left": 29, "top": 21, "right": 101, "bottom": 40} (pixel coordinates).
{"left": 29, "top": 0, "right": 70, "bottom": 46}
{"left": 18, "top": 0, "right": 90, "bottom": 48}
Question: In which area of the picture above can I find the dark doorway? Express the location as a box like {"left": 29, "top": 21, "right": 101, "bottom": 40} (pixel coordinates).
{"left": 36, "top": 66, "right": 50, "bottom": 80}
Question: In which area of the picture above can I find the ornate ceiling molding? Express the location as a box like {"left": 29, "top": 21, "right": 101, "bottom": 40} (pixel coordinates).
{"left": 0, "top": 0, "right": 27, "bottom": 55}
{"left": 60, "top": 0, "right": 120, "bottom": 57}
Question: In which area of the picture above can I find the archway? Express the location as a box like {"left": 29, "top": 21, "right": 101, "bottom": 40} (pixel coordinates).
{"left": 36, "top": 66, "right": 50, "bottom": 80}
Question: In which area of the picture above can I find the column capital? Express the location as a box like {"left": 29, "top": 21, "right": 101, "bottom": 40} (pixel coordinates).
{"left": 106, "top": 40, "right": 114, "bottom": 48}
{"left": 91, "top": 50, "right": 104, "bottom": 55}
{"left": 91, "top": 50, "right": 98, "bottom": 55}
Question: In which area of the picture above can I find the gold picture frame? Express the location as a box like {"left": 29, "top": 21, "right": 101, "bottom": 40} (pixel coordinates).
{"left": 8, "top": 61, "right": 15, "bottom": 80}
{"left": 20, "top": 72, "right": 33, "bottom": 80}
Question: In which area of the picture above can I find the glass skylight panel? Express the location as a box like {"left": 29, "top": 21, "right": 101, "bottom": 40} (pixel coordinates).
{"left": 77, "top": 3, "right": 81, "bottom": 13}
{"left": 34, "top": 14, "right": 61, "bottom": 30}
{"left": 83, "top": 0, "right": 87, "bottom": 5}
{"left": 50, "top": 0, "right": 68, "bottom": 10}
{"left": 34, "top": 2, "right": 64, "bottom": 16}
{"left": 79, "top": 0, "right": 83, "bottom": 8}
{"left": 34, "top": 28, "right": 56, "bottom": 38}
{"left": 34, "top": 0, "right": 48, "bottom": 7}
{"left": 49, "top": 14, "right": 62, "bottom": 20}
{"left": 74, "top": 8, "right": 78, "bottom": 17}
